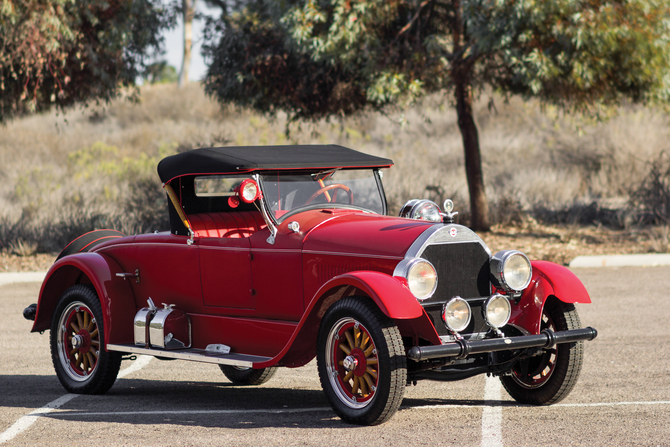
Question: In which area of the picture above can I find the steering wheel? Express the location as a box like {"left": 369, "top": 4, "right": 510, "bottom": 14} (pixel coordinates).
{"left": 306, "top": 184, "right": 354, "bottom": 205}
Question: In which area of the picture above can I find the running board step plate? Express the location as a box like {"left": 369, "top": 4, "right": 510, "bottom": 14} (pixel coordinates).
{"left": 107, "top": 343, "right": 271, "bottom": 368}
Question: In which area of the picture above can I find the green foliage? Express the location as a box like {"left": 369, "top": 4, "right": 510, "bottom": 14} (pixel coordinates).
{"left": 144, "top": 61, "right": 178, "bottom": 84}
{"left": 0, "top": 0, "right": 175, "bottom": 124}
{"left": 204, "top": 0, "right": 670, "bottom": 119}
{"left": 68, "top": 141, "right": 176, "bottom": 184}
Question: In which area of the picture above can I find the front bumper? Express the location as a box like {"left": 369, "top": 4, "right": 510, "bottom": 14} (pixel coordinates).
{"left": 406, "top": 327, "right": 598, "bottom": 361}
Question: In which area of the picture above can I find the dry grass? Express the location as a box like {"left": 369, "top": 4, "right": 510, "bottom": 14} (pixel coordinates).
{"left": 1, "top": 82, "right": 669, "bottom": 256}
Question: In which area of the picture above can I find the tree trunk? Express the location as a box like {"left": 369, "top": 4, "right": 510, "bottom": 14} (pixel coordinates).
{"left": 454, "top": 78, "right": 491, "bottom": 231}
{"left": 178, "top": 0, "right": 196, "bottom": 88}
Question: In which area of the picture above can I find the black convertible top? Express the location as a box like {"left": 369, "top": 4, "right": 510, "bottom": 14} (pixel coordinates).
{"left": 157, "top": 145, "right": 393, "bottom": 183}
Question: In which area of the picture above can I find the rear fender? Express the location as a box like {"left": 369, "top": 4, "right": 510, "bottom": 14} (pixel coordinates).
{"left": 509, "top": 261, "right": 591, "bottom": 334}
{"left": 32, "top": 253, "right": 137, "bottom": 346}
{"left": 255, "top": 271, "right": 438, "bottom": 368}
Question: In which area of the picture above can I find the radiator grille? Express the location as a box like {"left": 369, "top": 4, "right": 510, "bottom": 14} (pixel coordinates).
{"left": 420, "top": 242, "right": 491, "bottom": 336}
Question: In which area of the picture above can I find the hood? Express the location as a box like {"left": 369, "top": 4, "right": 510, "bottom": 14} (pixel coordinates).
{"left": 302, "top": 213, "right": 435, "bottom": 258}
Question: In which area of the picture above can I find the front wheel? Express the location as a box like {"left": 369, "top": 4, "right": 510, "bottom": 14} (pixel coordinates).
{"left": 219, "top": 365, "right": 277, "bottom": 385}
{"left": 317, "top": 297, "right": 406, "bottom": 425}
{"left": 500, "top": 297, "right": 584, "bottom": 405}
{"left": 50, "top": 285, "right": 122, "bottom": 394}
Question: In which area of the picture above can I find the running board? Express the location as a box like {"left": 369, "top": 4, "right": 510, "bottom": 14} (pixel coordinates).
{"left": 107, "top": 344, "right": 271, "bottom": 368}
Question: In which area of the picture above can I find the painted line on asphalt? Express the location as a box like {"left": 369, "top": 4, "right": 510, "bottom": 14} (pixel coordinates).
{"left": 481, "top": 376, "right": 503, "bottom": 447}
{"left": 0, "top": 394, "right": 78, "bottom": 444}
{"left": 0, "top": 356, "right": 152, "bottom": 444}
{"left": 554, "top": 401, "right": 670, "bottom": 408}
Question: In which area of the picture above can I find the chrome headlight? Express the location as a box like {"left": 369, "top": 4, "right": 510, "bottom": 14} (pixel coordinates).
{"left": 399, "top": 199, "right": 442, "bottom": 223}
{"left": 442, "top": 297, "right": 471, "bottom": 333}
{"left": 482, "top": 294, "right": 511, "bottom": 328}
{"left": 490, "top": 250, "right": 532, "bottom": 292}
{"left": 396, "top": 258, "right": 438, "bottom": 300}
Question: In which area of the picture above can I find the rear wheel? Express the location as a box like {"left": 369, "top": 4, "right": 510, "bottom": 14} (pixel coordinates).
{"left": 219, "top": 365, "right": 278, "bottom": 385}
{"left": 50, "top": 285, "right": 121, "bottom": 394}
{"left": 317, "top": 297, "right": 406, "bottom": 425}
{"left": 501, "top": 297, "right": 584, "bottom": 405}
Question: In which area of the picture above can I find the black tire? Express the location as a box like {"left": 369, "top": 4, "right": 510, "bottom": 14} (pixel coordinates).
{"left": 500, "top": 297, "right": 584, "bottom": 405}
{"left": 50, "top": 285, "right": 122, "bottom": 394}
{"left": 219, "top": 365, "right": 278, "bottom": 385}
{"left": 317, "top": 297, "right": 406, "bottom": 425}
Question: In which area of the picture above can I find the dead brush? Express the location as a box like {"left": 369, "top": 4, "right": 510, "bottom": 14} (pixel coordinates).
{"left": 7, "top": 239, "right": 38, "bottom": 257}
{"left": 629, "top": 151, "right": 670, "bottom": 225}
{"left": 645, "top": 226, "right": 670, "bottom": 253}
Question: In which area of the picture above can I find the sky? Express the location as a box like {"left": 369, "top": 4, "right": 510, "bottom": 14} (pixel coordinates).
{"left": 161, "top": 2, "right": 220, "bottom": 81}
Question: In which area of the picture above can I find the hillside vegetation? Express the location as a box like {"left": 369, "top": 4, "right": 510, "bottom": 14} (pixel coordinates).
{"left": 1, "top": 83, "right": 669, "bottom": 257}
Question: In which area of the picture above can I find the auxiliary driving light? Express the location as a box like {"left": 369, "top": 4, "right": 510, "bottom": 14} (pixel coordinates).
{"left": 442, "top": 297, "right": 471, "bottom": 333}
{"left": 482, "top": 294, "right": 511, "bottom": 329}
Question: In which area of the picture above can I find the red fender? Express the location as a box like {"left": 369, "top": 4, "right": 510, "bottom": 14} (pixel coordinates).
{"left": 31, "top": 253, "right": 137, "bottom": 347}
{"left": 509, "top": 261, "right": 591, "bottom": 334}
{"left": 318, "top": 271, "right": 424, "bottom": 320}
{"left": 255, "top": 271, "right": 430, "bottom": 368}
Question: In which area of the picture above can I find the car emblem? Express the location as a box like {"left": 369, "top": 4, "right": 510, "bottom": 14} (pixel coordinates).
{"left": 450, "top": 228, "right": 458, "bottom": 237}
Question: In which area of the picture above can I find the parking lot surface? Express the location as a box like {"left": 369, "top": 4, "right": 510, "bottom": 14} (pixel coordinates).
{"left": 1, "top": 267, "right": 669, "bottom": 446}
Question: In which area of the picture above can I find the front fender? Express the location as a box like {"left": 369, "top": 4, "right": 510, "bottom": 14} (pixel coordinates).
{"left": 318, "top": 271, "right": 425, "bottom": 320}
{"left": 509, "top": 260, "right": 591, "bottom": 334}
{"left": 32, "top": 253, "right": 137, "bottom": 346}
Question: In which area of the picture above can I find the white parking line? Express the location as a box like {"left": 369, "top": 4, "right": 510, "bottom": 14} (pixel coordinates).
{"left": 481, "top": 376, "right": 503, "bottom": 447}
{"left": 0, "top": 394, "right": 78, "bottom": 444}
{"left": 0, "top": 356, "right": 152, "bottom": 444}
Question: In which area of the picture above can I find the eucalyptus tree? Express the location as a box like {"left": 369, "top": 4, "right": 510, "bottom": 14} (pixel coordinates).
{"left": 0, "top": 0, "right": 172, "bottom": 123}
{"left": 204, "top": 0, "right": 670, "bottom": 230}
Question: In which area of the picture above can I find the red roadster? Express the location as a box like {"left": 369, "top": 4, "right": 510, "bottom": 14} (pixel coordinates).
{"left": 25, "top": 145, "right": 597, "bottom": 425}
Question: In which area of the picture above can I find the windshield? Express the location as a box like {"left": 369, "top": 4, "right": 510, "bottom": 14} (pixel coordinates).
{"left": 260, "top": 169, "right": 386, "bottom": 222}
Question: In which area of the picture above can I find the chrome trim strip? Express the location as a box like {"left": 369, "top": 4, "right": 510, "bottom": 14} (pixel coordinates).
{"left": 106, "top": 343, "right": 271, "bottom": 368}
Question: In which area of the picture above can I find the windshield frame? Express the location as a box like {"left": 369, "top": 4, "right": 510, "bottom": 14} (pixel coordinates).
{"left": 257, "top": 168, "right": 388, "bottom": 225}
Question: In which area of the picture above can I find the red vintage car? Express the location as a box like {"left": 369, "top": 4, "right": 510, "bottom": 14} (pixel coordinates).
{"left": 25, "top": 145, "right": 597, "bottom": 425}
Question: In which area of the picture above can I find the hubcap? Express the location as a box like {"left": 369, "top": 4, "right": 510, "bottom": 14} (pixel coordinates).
{"left": 325, "top": 318, "right": 380, "bottom": 409}
{"left": 342, "top": 355, "right": 358, "bottom": 372}
{"left": 57, "top": 301, "right": 100, "bottom": 382}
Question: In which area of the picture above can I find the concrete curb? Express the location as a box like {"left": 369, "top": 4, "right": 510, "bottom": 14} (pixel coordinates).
{"left": 0, "top": 272, "right": 47, "bottom": 286}
{"left": 569, "top": 254, "right": 670, "bottom": 268}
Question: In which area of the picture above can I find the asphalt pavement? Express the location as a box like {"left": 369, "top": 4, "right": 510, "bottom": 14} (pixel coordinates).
{"left": 1, "top": 267, "right": 669, "bottom": 446}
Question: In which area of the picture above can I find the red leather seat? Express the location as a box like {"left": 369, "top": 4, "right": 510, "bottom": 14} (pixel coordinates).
{"left": 188, "top": 212, "right": 267, "bottom": 238}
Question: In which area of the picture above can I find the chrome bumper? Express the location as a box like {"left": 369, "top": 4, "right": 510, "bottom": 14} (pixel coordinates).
{"left": 406, "top": 327, "right": 598, "bottom": 362}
